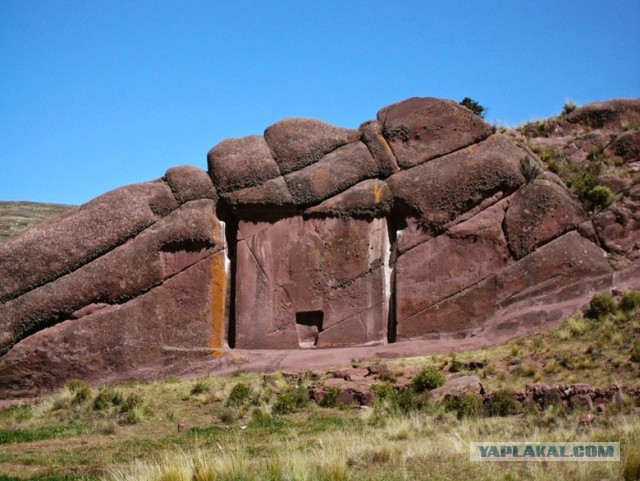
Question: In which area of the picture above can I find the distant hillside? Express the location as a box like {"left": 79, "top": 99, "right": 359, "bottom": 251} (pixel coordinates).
{"left": 0, "top": 201, "right": 76, "bottom": 244}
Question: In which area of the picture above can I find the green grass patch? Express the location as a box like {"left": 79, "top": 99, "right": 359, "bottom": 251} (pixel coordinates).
{"left": 0, "top": 423, "right": 85, "bottom": 444}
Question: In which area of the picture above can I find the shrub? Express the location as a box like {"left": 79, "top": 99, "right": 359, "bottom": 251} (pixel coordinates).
{"left": 394, "top": 389, "right": 423, "bottom": 413}
{"left": 586, "top": 292, "right": 618, "bottom": 319}
{"left": 459, "top": 97, "right": 487, "bottom": 119}
{"left": 585, "top": 185, "right": 614, "bottom": 210}
{"left": 484, "top": 389, "right": 517, "bottom": 417}
{"left": 444, "top": 393, "right": 483, "bottom": 419}
{"left": 120, "top": 394, "right": 145, "bottom": 413}
{"left": 226, "top": 382, "right": 251, "bottom": 407}
{"left": 370, "top": 382, "right": 396, "bottom": 401}
{"left": 449, "top": 360, "right": 464, "bottom": 373}
{"left": 561, "top": 100, "right": 577, "bottom": 117}
{"left": 319, "top": 387, "right": 340, "bottom": 408}
{"left": 520, "top": 156, "right": 542, "bottom": 182}
{"left": 93, "top": 388, "right": 124, "bottom": 410}
{"left": 190, "top": 380, "right": 211, "bottom": 396}
{"left": 65, "top": 379, "right": 91, "bottom": 405}
{"left": 620, "top": 290, "right": 640, "bottom": 312}
{"left": 124, "top": 405, "right": 146, "bottom": 425}
{"left": 412, "top": 367, "right": 446, "bottom": 393}
{"left": 273, "top": 386, "right": 308, "bottom": 414}
{"left": 216, "top": 406, "right": 236, "bottom": 424}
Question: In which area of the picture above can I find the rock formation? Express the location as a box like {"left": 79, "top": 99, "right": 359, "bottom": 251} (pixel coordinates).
{"left": 0, "top": 97, "right": 639, "bottom": 398}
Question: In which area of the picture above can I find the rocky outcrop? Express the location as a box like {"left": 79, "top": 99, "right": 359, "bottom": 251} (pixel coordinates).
{"left": 0, "top": 167, "right": 228, "bottom": 395}
{"left": 1, "top": 97, "right": 639, "bottom": 398}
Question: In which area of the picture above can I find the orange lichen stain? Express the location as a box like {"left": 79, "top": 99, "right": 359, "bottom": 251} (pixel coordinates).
{"left": 209, "top": 251, "right": 227, "bottom": 356}
{"left": 212, "top": 218, "right": 224, "bottom": 247}
{"left": 373, "top": 184, "right": 384, "bottom": 203}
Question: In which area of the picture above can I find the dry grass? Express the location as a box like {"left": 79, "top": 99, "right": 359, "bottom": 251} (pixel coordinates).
{"left": 0, "top": 303, "right": 638, "bottom": 480}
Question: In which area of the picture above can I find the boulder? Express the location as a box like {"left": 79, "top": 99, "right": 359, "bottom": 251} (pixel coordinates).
{"left": 387, "top": 134, "right": 527, "bottom": 231}
{"left": 0, "top": 200, "right": 221, "bottom": 355}
{"left": 377, "top": 97, "right": 493, "bottom": 169}
{"left": 395, "top": 200, "right": 512, "bottom": 322}
{"left": 0, "top": 253, "right": 224, "bottom": 398}
{"left": 359, "top": 120, "right": 400, "bottom": 176}
{"left": 305, "top": 179, "right": 393, "bottom": 218}
{"left": 264, "top": 117, "right": 360, "bottom": 175}
{"left": 207, "top": 135, "right": 280, "bottom": 193}
{"left": 283, "top": 142, "right": 379, "bottom": 206}
{"left": 604, "top": 129, "right": 640, "bottom": 164}
{"left": 593, "top": 201, "right": 640, "bottom": 260}
{"left": 428, "top": 375, "right": 484, "bottom": 403}
{"left": 396, "top": 231, "right": 612, "bottom": 339}
{"left": 566, "top": 99, "right": 640, "bottom": 129}
{"left": 0, "top": 182, "right": 178, "bottom": 303}
{"left": 165, "top": 165, "right": 217, "bottom": 204}
{"left": 222, "top": 176, "right": 294, "bottom": 212}
{"left": 504, "top": 178, "right": 587, "bottom": 258}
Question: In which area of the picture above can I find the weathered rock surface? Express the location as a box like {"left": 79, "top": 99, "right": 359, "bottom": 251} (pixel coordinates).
{"left": 504, "top": 178, "right": 587, "bottom": 258}
{"left": 264, "top": 118, "right": 360, "bottom": 175}
{"left": 604, "top": 129, "right": 640, "bottom": 164}
{"left": 395, "top": 200, "right": 512, "bottom": 322}
{"left": 566, "top": 99, "right": 640, "bottom": 130}
{"left": 283, "top": 142, "right": 379, "bottom": 206}
{"left": 305, "top": 179, "right": 393, "bottom": 218}
{"left": 207, "top": 135, "right": 280, "bottom": 193}
{"left": 378, "top": 97, "right": 494, "bottom": 168}
{"left": 387, "top": 134, "right": 527, "bottom": 230}
{"left": 234, "top": 216, "right": 388, "bottom": 349}
{"left": 0, "top": 199, "right": 221, "bottom": 355}
{"left": 358, "top": 120, "right": 400, "bottom": 177}
{"left": 165, "top": 165, "right": 218, "bottom": 204}
{"left": 1, "top": 96, "right": 639, "bottom": 398}
{"left": 0, "top": 254, "right": 223, "bottom": 398}
{"left": 0, "top": 182, "right": 178, "bottom": 303}
{"left": 396, "top": 232, "right": 613, "bottom": 339}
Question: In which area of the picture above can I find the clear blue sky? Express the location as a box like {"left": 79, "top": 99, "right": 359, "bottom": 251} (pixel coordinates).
{"left": 1, "top": 1, "right": 639, "bottom": 205}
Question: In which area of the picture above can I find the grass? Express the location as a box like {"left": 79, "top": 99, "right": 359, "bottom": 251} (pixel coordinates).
{"left": 0, "top": 293, "right": 638, "bottom": 480}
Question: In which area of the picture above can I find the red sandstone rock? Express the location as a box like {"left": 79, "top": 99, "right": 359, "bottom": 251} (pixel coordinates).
{"left": 165, "top": 165, "right": 217, "bottom": 204}
{"left": 359, "top": 120, "right": 400, "bottom": 177}
{"left": 0, "top": 182, "right": 178, "bottom": 303}
{"left": 604, "top": 129, "right": 640, "bottom": 164}
{"left": 593, "top": 193, "right": 640, "bottom": 263}
{"left": 377, "top": 97, "right": 493, "bottom": 169}
{"left": 0, "top": 200, "right": 222, "bottom": 355}
{"left": 283, "top": 142, "right": 379, "bottom": 206}
{"left": 396, "top": 231, "right": 612, "bottom": 339}
{"left": 504, "top": 178, "right": 587, "bottom": 258}
{"left": 305, "top": 179, "right": 393, "bottom": 218}
{"left": 0, "top": 254, "right": 223, "bottom": 398}
{"left": 395, "top": 200, "right": 512, "bottom": 322}
{"left": 387, "top": 134, "right": 527, "bottom": 230}
{"left": 264, "top": 117, "right": 360, "bottom": 175}
{"left": 207, "top": 135, "right": 280, "bottom": 193}
{"left": 1, "top": 96, "right": 637, "bottom": 399}
{"left": 222, "top": 176, "right": 294, "bottom": 211}
{"left": 566, "top": 99, "right": 640, "bottom": 130}
{"left": 427, "top": 375, "right": 483, "bottom": 402}
{"left": 234, "top": 216, "right": 388, "bottom": 349}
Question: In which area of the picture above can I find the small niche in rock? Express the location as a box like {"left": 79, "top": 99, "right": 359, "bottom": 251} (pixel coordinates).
{"left": 295, "top": 311, "right": 324, "bottom": 348}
